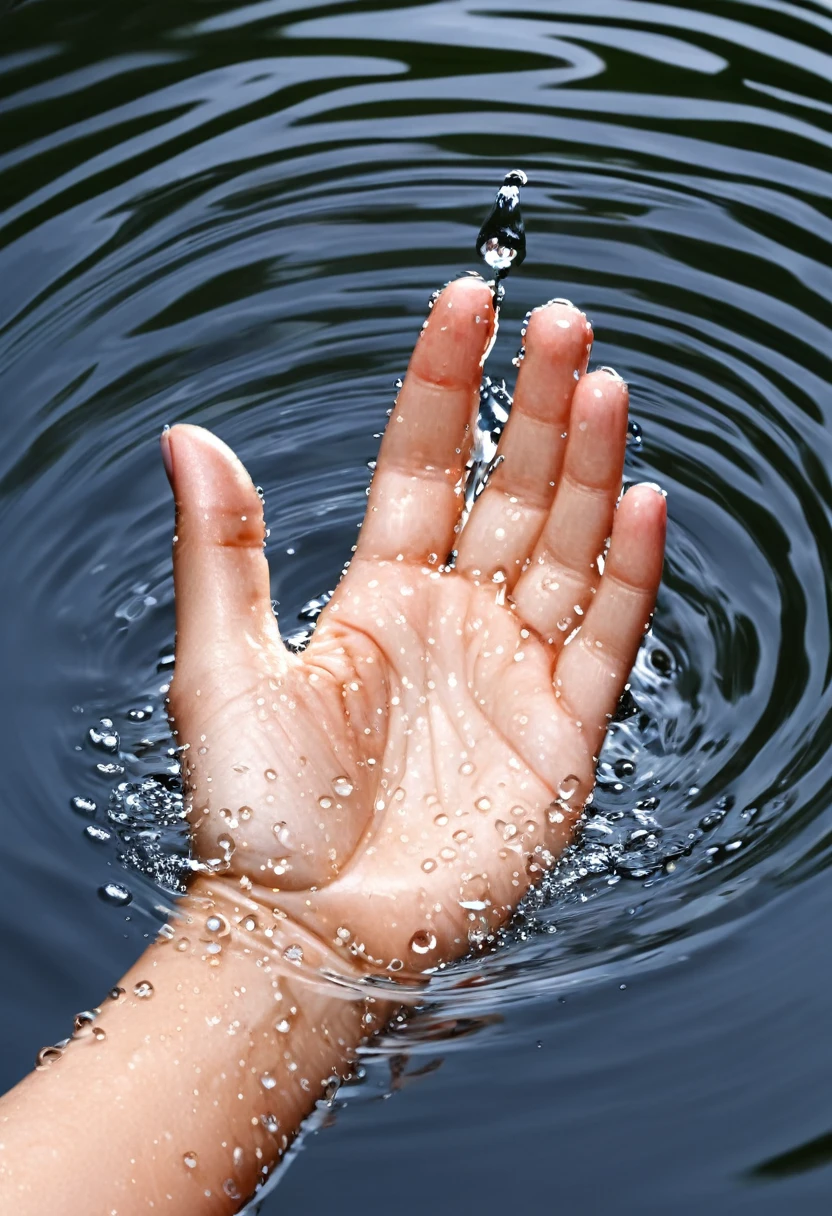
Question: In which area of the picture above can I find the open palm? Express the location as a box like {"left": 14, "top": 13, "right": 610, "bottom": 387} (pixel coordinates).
{"left": 162, "top": 278, "right": 665, "bottom": 973}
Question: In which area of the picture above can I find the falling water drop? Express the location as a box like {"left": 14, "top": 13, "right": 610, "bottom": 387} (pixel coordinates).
{"left": 476, "top": 170, "right": 528, "bottom": 280}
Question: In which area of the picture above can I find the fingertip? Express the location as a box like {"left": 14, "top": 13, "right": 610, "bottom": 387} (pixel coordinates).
{"left": 611, "top": 482, "right": 667, "bottom": 587}
{"left": 164, "top": 424, "right": 255, "bottom": 508}
{"left": 525, "top": 299, "right": 593, "bottom": 359}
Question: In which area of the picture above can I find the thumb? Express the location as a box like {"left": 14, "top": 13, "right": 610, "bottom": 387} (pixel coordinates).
{"left": 161, "top": 425, "right": 285, "bottom": 714}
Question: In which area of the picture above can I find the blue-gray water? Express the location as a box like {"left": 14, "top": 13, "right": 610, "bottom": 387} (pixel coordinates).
{"left": 1, "top": 1, "right": 831, "bottom": 1212}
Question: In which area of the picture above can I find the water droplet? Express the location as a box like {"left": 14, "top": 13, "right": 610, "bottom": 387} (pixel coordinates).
{"left": 108, "top": 986, "right": 125, "bottom": 1002}
{"left": 239, "top": 805, "right": 252, "bottom": 821}
{"left": 388, "top": 958, "right": 404, "bottom": 972}
{"left": 217, "top": 833, "right": 236, "bottom": 858}
{"left": 233, "top": 1147, "right": 244, "bottom": 1168}
{"left": 476, "top": 170, "right": 527, "bottom": 279}
{"left": 475, "top": 797, "right": 492, "bottom": 812}
{"left": 261, "top": 1073, "right": 277, "bottom": 1090}
{"left": 260, "top": 1113, "right": 279, "bottom": 1134}
{"left": 276, "top": 1018, "right": 291, "bottom": 1034}
{"left": 332, "top": 776, "right": 354, "bottom": 797}
{"left": 439, "top": 846, "right": 457, "bottom": 862}
{"left": 272, "top": 821, "right": 291, "bottom": 846}
{"left": 409, "top": 930, "right": 437, "bottom": 955}
{"left": 70, "top": 795, "right": 97, "bottom": 817}
{"left": 98, "top": 882, "right": 132, "bottom": 907}
{"left": 318, "top": 796, "right": 333, "bottom": 810}
{"left": 92, "top": 1026, "right": 107, "bottom": 1042}
{"left": 35, "top": 1045, "right": 63, "bottom": 1069}
{"left": 433, "top": 812, "right": 449, "bottom": 827}
{"left": 243, "top": 916, "right": 258, "bottom": 932}
{"left": 223, "top": 1179, "right": 241, "bottom": 1199}
{"left": 183, "top": 1152, "right": 198, "bottom": 1170}
{"left": 421, "top": 858, "right": 437, "bottom": 873}
{"left": 206, "top": 914, "right": 230, "bottom": 936}
{"left": 558, "top": 775, "right": 580, "bottom": 802}
{"left": 175, "top": 937, "right": 189, "bottom": 952}
{"left": 133, "top": 981, "right": 154, "bottom": 1000}
{"left": 458, "top": 761, "right": 475, "bottom": 777}
{"left": 452, "top": 829, "right": 470, "bottom": 844}
{"left": 283, "top": 944, "right": 303, "bottom": 964}
{"left": 73, "top": 1010, "right": 97, "bottom": 1035}
{"left": 613, "top": 758, "right": 635, "bottom": 779}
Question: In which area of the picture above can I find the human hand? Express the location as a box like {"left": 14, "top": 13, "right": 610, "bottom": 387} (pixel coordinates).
{"left": 162, "top": 276, "right": 666, "bottom": 974}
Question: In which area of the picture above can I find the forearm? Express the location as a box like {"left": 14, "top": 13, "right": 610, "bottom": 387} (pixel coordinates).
{"left": 0, "top": 876, "right": 383, "bottom": 1215}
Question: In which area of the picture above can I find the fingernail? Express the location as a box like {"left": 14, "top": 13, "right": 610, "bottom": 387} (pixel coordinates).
{"left": 161, "top": 426, "right": 174, "bottom": 485}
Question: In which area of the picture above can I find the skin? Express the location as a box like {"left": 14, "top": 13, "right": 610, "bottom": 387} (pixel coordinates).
{"left": 0, "top": 277, "right": 665, "bottom": 1214}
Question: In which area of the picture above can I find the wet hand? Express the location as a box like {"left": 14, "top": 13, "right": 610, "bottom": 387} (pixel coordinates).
{"left": 161, "top": 277, "right": 665, "bottom": 972}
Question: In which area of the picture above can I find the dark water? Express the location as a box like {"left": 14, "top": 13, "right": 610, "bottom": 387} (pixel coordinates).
{"left": 2, "top": 0, "right": 832, "bottom": 1211}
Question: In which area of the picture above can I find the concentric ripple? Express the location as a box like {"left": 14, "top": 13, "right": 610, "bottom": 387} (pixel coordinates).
{"left": 2, "top": 0, "right": 832, "bottom": 1198}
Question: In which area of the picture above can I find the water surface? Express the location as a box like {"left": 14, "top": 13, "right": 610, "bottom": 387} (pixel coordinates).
{"left": 1, "top": 1, "right": 832, "bottom": 1212}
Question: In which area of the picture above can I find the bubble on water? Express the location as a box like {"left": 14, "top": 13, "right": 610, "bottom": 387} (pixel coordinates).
{"left": 35, "top": 1045, "right": 63, "bottom": 1069}
{"left": 70, "top": 795, "right": 97, "bottom": 817}
{"left": 89, "top": 719, "right": 119, "bottom": 753}
{"left": 409, "top": 930, "right": 437, "bottom": 955}
{"left": 332, "top": 776, "right": 354, "bottom": 797}
{"left": 98, "top": 882, "right": 132, "bottom": 907}
{"left": 614, "top": 758, "right": 636, "bottom": 778}
{"left": 84, "top": 824, "right": 112, "bottom": 844}
{"left": 133, "top": 981, "right": 154, "bottom": 999}
{"left": 183, "top": 1152, "right": 198, "bottom": 1170}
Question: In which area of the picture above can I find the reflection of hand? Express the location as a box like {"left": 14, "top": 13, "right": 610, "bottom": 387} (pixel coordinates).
{"left": 163, "top": 276, "right": 666, "bottom": 970}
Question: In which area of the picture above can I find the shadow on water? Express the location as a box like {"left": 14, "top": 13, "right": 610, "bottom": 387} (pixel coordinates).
{"left": 1, "top": 0, "right": 832, "bottom": 1212}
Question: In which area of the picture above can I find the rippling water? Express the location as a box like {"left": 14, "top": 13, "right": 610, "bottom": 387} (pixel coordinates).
{"left": 2, "top": 0, "right": 832, "bottom": 1210}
